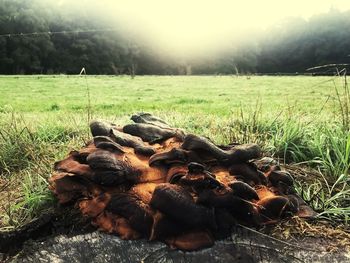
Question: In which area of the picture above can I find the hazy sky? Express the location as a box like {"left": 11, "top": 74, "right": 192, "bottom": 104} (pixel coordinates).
{"left": 96, "top": 0, "right": 350, "bottom": 53}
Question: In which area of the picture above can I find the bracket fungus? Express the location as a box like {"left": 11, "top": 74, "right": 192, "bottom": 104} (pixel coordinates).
{"left": 50, "top": 113, "right": 316, "bottom": 251}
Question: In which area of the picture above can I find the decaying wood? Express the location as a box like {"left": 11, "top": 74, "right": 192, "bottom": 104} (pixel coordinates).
{"left": 1, "top": 209, "right": 349, "bottom": 262}
{"left": 6, "top": 225, "right": 350, "bottom": 263}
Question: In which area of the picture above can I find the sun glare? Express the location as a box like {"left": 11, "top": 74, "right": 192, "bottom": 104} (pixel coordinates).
{"left": 102, "top": 0, "right": 350, "bottom": 54}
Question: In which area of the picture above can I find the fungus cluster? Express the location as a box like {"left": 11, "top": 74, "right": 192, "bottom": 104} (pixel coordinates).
{"left": 50, "top": 113, "right": 315, "bottom": 251}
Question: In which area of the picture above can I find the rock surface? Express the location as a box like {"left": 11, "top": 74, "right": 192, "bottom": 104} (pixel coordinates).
{"left": 8, "top": 228, "right": 350, "bottom": 263}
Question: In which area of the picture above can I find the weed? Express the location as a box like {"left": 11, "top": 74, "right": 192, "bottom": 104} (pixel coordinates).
{"left": 1, "top": 171, "right": 54, "bottom": 228}
{"left": 49, "top": 103, "right": 60, "bottom": 111}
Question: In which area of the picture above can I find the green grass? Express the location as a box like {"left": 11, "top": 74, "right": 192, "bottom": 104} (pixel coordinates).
{"left": 0, "top": 75, "right": 342, "bottom": 116}
{"left": 0, "top": 75, "right": 349, "bottom": 229}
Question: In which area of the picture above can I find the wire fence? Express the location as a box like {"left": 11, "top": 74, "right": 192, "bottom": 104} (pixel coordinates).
{"left": 0, "top": 28, "right": 119, "bottom": 38}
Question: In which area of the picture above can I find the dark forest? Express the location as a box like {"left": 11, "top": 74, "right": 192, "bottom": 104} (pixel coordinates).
{"left": 0, "top": 0, "right": 349, "bottom": 75}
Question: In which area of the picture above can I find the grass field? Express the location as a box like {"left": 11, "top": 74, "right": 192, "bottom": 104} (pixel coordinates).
{"left": 0, "top": 75, "right": 342, "bottom": 116}
{"left": 0, "top": 75, "right": 349, "bottom": 230}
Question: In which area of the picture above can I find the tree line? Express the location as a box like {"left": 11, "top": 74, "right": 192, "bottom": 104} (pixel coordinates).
{"left": 0, "top": 0, "right": 349, "bottom": 75}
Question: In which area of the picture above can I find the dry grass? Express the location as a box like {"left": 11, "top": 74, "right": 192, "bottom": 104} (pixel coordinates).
{"left": 271, "top": 216, "right": 350, "bottom": 252}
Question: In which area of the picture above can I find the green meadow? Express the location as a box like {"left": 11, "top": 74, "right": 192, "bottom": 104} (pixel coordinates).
{"left": 0, "top": 75, "right": 341, "bottom": 115}
{"left": 0, "top": 75, "right": 349, "bottom": 229}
